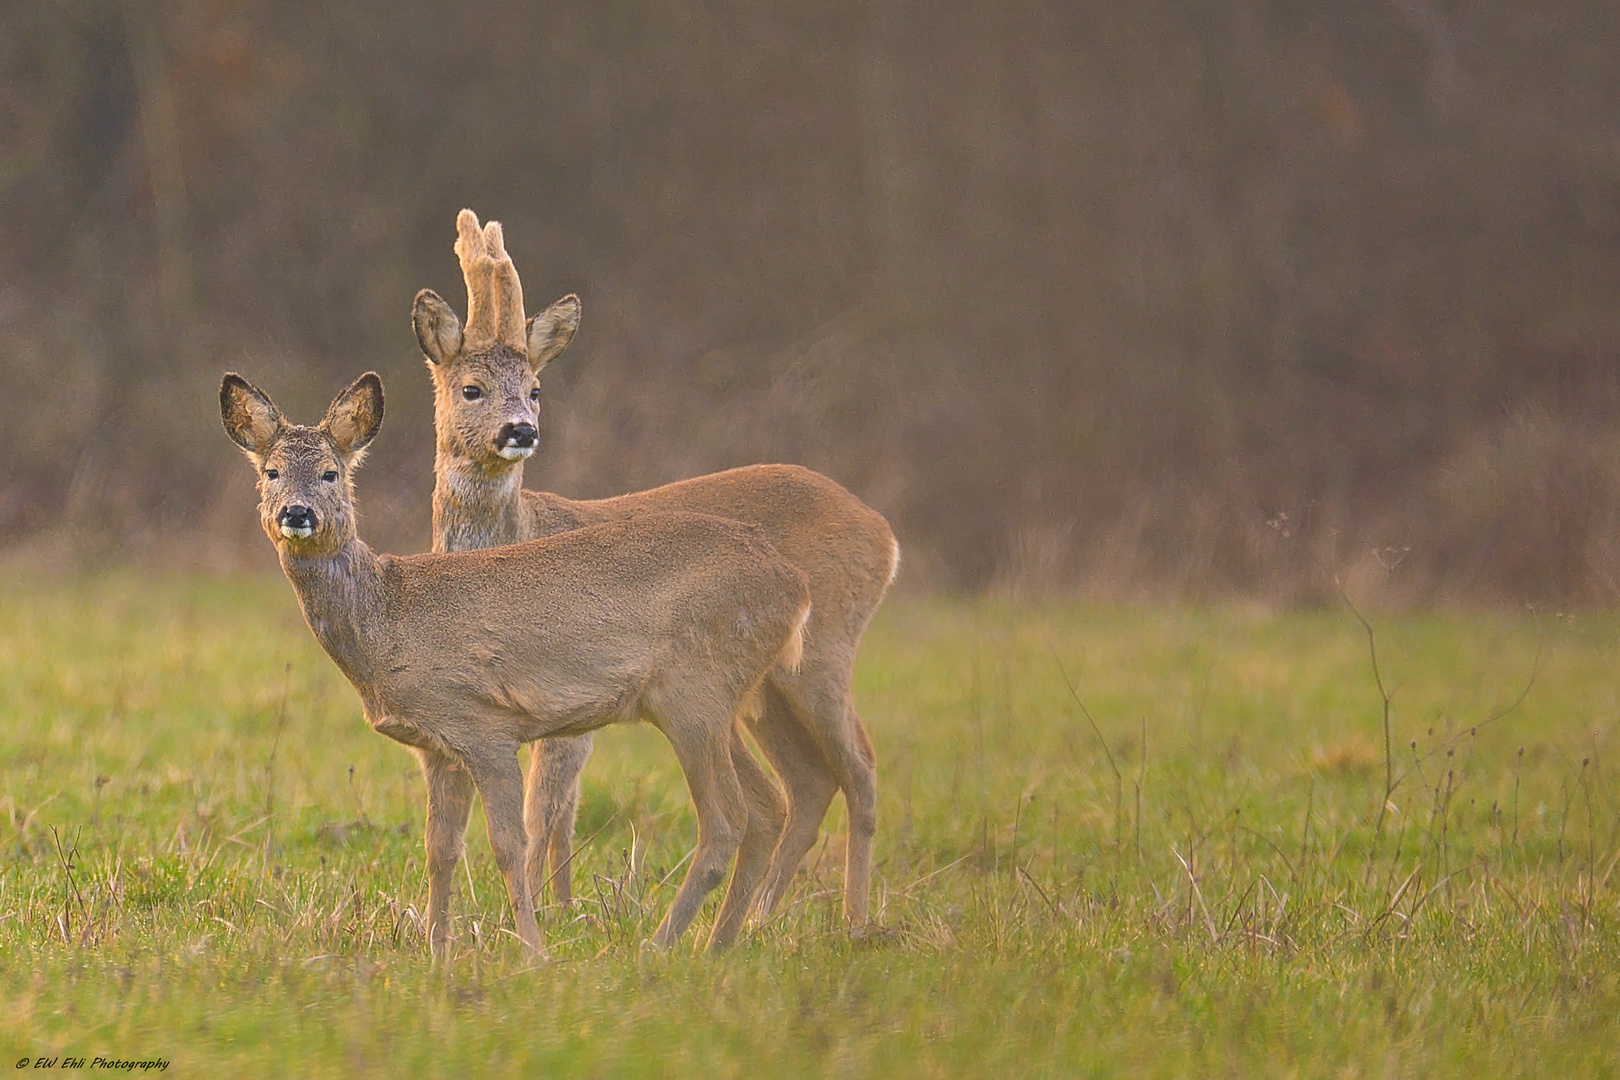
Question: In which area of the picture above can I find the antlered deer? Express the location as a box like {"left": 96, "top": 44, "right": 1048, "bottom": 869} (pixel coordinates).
{"left": 413, "top": 211, "right": 898, "bottom": 927}
{"left": 220, "top": 370, "right": 809, "bottom": 959}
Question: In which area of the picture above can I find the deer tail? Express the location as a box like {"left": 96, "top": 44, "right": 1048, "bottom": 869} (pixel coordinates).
{"left": 776, "top": 599, "right": 810, "bottom": 675}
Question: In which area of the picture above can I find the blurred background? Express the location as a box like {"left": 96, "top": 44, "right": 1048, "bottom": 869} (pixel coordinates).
{"left": 2, "top": 0, "right": 1619, "bottom": 602}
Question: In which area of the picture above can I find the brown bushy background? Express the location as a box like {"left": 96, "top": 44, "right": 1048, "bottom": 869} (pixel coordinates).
{"left": 3, "top": 0, "right": 1620, "bottom": 602}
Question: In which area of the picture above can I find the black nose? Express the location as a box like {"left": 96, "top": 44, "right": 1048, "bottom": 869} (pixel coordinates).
{"left": 279, "top": 505, "right": 315, "bottom": 529}
{"left": 497, "top": 422, "right": 538, "bottom": 449}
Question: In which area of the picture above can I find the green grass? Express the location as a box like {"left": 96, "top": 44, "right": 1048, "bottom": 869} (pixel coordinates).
{"left": 1, "top": 575, "right": 1617, "bottom": 1077}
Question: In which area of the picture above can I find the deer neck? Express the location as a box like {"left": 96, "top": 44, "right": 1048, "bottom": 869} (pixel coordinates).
{"left": 431, "top": 451, "right": 530, "bottom": 551}
{"left": 278, "top": 537, "right": 388, "bottom": 689}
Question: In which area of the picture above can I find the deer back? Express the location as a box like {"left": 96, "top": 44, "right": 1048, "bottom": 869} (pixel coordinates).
{"left": 523, "top": 464, "right": 897, "bottom": 646}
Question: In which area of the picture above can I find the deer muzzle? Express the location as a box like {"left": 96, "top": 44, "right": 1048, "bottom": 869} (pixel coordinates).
{"left": 277, "top": 504, "right": 317, "bottom": 538}
{"left": 495, "top": 421, "right": 538, "bottom": 460}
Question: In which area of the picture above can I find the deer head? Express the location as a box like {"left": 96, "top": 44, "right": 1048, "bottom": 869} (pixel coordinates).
{"left": 221, "top": 372, "right": 385, "bottom": 555}
{"left": 412, "top": 209, "right": 580, "bottom": 470}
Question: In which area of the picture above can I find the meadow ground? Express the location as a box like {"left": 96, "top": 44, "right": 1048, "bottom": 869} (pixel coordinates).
{"left": 0, "top": 573, "right": 1616, "bottom": 1077}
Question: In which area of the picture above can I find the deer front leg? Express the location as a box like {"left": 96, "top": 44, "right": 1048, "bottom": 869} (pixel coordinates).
{"left": 417, "top": 747, "right": 476, "bottom": 963}
{"left": 465, "top": 743, "right": 545, "bottom": 957}
{"left": 524, "top": 734, "right": 593, "bottom": 908}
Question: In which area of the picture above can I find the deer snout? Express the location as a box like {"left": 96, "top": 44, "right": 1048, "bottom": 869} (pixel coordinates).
{"left": 495, "top": 421, "right": 538, "bottom": 460}
{"left": 277, "top": 504, "right": 317, "bottom": 538}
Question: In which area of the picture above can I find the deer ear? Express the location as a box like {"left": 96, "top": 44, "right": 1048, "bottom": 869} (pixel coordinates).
{"left": 412, "top": 289, "right": 463, "bottom": 365}
{"left": 220, "top": 373, "right": 283, "bottom": 456}
{"left": 322, "top": 372, "right": 385, "bottom": 460}
{"left": 526, "top": 294, "right": 580, "bottom": 373}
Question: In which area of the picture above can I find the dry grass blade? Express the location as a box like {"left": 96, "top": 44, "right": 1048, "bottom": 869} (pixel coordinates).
{"left": 1172, "top": 847, "right": 1220, "bottom": 944}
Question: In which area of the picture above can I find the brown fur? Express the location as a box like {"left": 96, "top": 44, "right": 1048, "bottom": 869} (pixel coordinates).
{"left": 221, "top": 371, "right": 810, "bottom": 960}
{"left": 414, "top": 210, "right": 899, "bottom": 927}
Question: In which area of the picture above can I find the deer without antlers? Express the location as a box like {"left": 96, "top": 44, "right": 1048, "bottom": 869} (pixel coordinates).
{"left": 413, "top": 209, "right": 899, "bottom": 928}
{"left": 220, "top": 370, "right": 809, "bottom": 959}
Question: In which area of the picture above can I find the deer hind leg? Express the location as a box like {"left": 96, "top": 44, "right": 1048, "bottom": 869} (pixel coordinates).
{"left": 524, "top": 733, "right": 594, "bottom": 909}
{"left": 837, "top": 708, "right": 879, "bottom": 928}
{"left": 462, "top": 742, "right": 544, "bottom": 957}
{"left": 707, "top": 724, "right": 786, "bottom": 949}
{"left": 751, "top": 684, "right": 839, "bottom": 921}
{"left": 417, "top": 747, "right": 476, "bottom": 963}
{"left": 648, "top": 700, "right": 749, "bottom": 951}
{"left": 770, "top": 661, "right": 880, "bottom": 929}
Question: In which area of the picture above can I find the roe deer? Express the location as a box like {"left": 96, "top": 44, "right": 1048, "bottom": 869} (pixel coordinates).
{"left": 413, "top": 210, "right": 899, "bottom": 927}
{"left": 220, "top": 370, "right": 809, "bottom": 959}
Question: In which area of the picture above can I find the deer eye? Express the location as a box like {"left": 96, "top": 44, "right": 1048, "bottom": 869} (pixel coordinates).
{"left": 462, "top": 386, "right": 482, "bottom": 401}
{"left": 529, "top": 387, "right": 541, "bottom": 402}
{"left": 322, "top": 470, "right": 339, "bottom": 483}
{"left": 264, "top": 468, "right": 279, "bottom": 480}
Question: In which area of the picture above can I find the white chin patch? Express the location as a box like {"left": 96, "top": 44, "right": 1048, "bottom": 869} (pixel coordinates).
{"left": 497, "top": 445, "right": 535, "bottom": 461}
{"left": 279, "top": 523, "right": 315, "bottom": 539}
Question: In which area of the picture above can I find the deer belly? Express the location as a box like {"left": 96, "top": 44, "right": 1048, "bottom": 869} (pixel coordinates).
{"left": 507, "top": 680, "right": 646, "bottom": 742}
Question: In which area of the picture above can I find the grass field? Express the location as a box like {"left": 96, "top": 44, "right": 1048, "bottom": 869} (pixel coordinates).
{"left": 0, "top": 573, "right": 1616, "bottom": 1077}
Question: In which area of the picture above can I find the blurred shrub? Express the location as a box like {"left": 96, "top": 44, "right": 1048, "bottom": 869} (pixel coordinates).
{"left": 2, "top": 0, "right": 1619, "bottom": 602}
